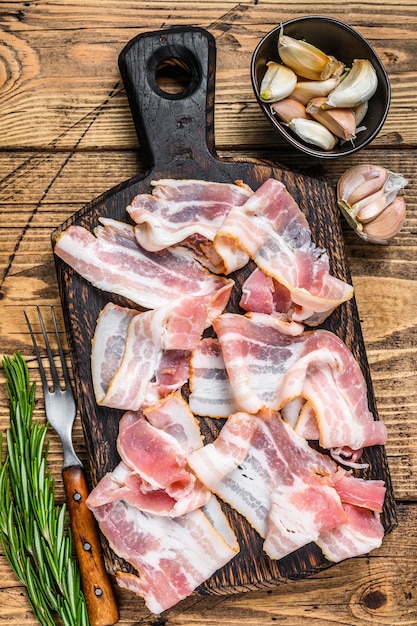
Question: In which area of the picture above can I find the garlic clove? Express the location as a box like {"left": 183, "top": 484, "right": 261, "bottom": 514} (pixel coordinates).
{"left": 354, "top": 189, "right": 388, "bottom": 222}
{"left": 362, "top": 195, "right": 406, "bottom": 243}
{"left": 290, "top": 77, "right": 341, "bottom": 105}
{"left": 260, "top": 61, "right": 297, "bottom": 102}
{"left": 337, "top": 164, "right": 388, "bottom": 208}
{"left": 353, "top": 100, "right": 369, "bottom": 125}
{"left": 286, "top": 117, "right": 338, "bottom": 150}
{"left": 278, "top": 28, "right": 345, "bottom": 81}
{"left": 323, "top": 59, "right": 378, "bottom": 109}
{"left": 306, "top": 97, "right": 357, "bottom": 140}
{"left": 271, "top": 98, "right": 310, "bottom": 123}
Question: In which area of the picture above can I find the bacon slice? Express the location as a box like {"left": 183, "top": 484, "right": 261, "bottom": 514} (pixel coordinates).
{"left": 240, "top": 267, "right": 335, "bottom": 327}
{"left": 188, "top": 409, "right": 349, "bottom": 559}
{"left": 316, "top": 503, "right": 384, "bottom": 562}
{"left": 87, "top": 394, "right": 211, "bottom": 517}
{"left": 212, "top": 313, "right": 387, "bottom": 451}
{"left": 87, "top": 391, "right": 239, "bottom": 613}
{"left": 91, "top": 289, "right": 232, "bottom": 411}
{"left": 189, "top": 338, "right": 240, "bottom": 418}
{"left": 92, "top": 500, "right": 239, "bottom": 614}
{"left": 127, "top": 178, "right": 253, "bottom": 252}
{"left": 332, "top": 472, "right": 386, "bottom": 513}
{"left": 214, "top": 178, "right": 353, "bottom": 316}
{"left": 54, "top": 219, "right": 233, "bottom": 310}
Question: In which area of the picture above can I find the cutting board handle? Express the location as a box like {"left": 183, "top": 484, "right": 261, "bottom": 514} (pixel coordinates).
{"left": 118, "top": 27, "right": 217, "bottom": 172}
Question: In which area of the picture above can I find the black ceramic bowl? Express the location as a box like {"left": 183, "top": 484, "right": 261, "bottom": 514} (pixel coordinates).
{"left": 251, "top": 16, "right": 390, "bottom": 159}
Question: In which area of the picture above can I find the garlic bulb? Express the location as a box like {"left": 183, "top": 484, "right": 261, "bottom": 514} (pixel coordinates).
{"left": 337, "top": 164, "right": 408, "bottom": 243}
{"left": 278, "top": 28, "right": 345, "bottom": 80}
{"left": 259, "top": 61, "right": 297, "bottom": 102}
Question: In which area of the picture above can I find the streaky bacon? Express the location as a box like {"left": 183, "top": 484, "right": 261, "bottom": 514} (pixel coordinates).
{"left": 86, "top": 393, "right": 211, "bottom": 517}
{"left": 212, "top": 313, "right": 387, "bottom": 451}
{"left": 240, "top": 267, "right": 337, "bottom": 327}
{"left": 189, "top": 337, "right": 240, "bottom": 418}
{"left": 54, "top": 219, "right": 233, "bottom": 310}
{"left": 214, "top": 178, "right": 353, "bottom": 317}
{"left": 316, "top": 503, "right": 384, "bottom": 562}
{"left": 91, "top": 288, "right": 232, "bottom": 411}
{"left": 332, "top": 471, "right": 386, "bottom": 513}
{"left": 188, "top": 409, "right": 349, "bottom": 559}
{"left": 92, "top": 500, "right": 239, "bottom": 614}
{"left": 127, "top": 178, "right": 253, "bottom": 252}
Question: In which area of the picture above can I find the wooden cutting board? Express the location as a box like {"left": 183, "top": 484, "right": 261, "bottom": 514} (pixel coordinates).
{"left": 52, "top": 26, "right": 397, "bottom": 594}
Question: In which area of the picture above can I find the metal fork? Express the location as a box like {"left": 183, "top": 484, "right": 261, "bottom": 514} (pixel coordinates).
{"left": 25, "top": 306, "right": 119, "bottom": 626}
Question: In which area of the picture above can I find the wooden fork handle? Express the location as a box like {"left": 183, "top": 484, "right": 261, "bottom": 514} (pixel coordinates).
{"left": 63, "top": 465, "right": 120, "bottom": 626}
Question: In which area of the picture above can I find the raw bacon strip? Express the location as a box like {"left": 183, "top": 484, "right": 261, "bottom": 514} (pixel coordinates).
{"left": 127, "top": 178, "right": 253, "bottom": 252}
{"left": 214, "top": 178, "right": 353, "bottom": 315}
{"left": 91, "top": 500, "right": 239, "bottom": 614}
{"left": 117, "top": 411, "right": 200, "bottom": 499}
{"left": 87, "top": 394, "right": 210, "bottom": 517}
{"left": 212, "top": 313, "right": 387, "bottom": 451}
{"left": 316, "top": 503, "right": 384, "bottom": 563}
{"left": 92, "top": 291, "right": 231, "bottom": 411}
{"left": 332, "top": 472, "right": 386, "bottom": 513}
{"left": 212, "top": 313, "right": 306, "bottom": 415}
{"left": 263, "top": 477, "right": 348, "bottom": 560}
{"left": 85, "top": 461, "right": 180, "bottom": 515}
{"left": 187, "top": 412, "right": 258, "bottom": 485}
{"left": 240, "top": 267, "right": 335, "bottom": 327}
{"left": 91, "top": 302, "right": 190, "bottom": 410}
{"left": 54, "top": 220, "right": 234, "bottom": 310}
{"left": 188, "top": 409, "right": 348, "bottom": 558}
{"left": 189, "top": 338, "right": 240, "bottom": 418}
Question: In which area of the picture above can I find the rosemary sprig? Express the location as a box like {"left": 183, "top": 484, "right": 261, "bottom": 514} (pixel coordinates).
{"left": 0, "top": 353, "right": 89, "bottom": 626}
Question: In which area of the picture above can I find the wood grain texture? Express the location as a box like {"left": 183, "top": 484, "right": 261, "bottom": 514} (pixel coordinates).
{"left": 0, "top": 0, "right": 416, "bottom": 624}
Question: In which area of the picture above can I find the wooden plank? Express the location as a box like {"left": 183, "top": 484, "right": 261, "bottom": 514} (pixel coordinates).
{"left": 0, "top": 2, "right": 417, "bottom": 148}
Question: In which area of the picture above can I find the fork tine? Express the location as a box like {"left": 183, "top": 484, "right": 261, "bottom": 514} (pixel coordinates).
{"left": 24, "top": 309, "right": 50, "bottom": 393}
{"left": 36, "top": 306, "right": 61, "bottom": 392}
{"left": 50, "top": 305, "right": 71, "bottom": 389}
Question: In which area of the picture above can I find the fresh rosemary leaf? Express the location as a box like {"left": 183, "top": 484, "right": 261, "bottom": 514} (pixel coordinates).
{"left": 0, "top": 353, "right": 89, "bottom": 626}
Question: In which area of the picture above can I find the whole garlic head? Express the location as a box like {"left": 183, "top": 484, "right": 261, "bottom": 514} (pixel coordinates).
{"left": 337, "top": 164, "right": 407, "bottom": 244}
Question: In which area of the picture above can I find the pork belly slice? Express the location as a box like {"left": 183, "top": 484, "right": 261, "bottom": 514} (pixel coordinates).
{"left": 87, "top": 393, "right": 211, "bottom": 517}
{"left": 91, "top": 289, "right": 231, "bottom": 411}
{"left": 316, "top": 503, "right": 384, "bottom": 563}
{"left": 211, "top": 313, "right": 387, "bottom": 451}
{"left": 214, "top": 177, "right": 353, "bottom": 317}
{"left": 189, "top": 337, "right": 240, "bottom": 418}
{"left": 91, "top": 499, "right": 239, "bottom": 614}
{"left": 240, "top": 267, "right": 335, "bottom": 328}
{"left": 188, "top": 409, "right": 348, "bottom": 559}
{"left": 54, "top": 218, "right": 233, "bottom": 310}
{"left": 127, "top": 178, "right": 253, "bottom": 252}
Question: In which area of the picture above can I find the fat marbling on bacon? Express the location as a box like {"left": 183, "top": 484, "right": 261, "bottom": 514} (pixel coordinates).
{"left": 204, "top": 312, "right": 387, "bottom": 452}
{"left": 91, "top": 283, "right": 232, "bottom": 410}
{"left": 86, "top": 393, "right": 239, "bottom": 614}
{"left": 187, "top": 408, "right": 385, "bottom": 561}
{"left": 127, "top": 178, "right": 253, "bottom": 251}
{"left": 54, "top": 217, "right": 234, "bottom": 310}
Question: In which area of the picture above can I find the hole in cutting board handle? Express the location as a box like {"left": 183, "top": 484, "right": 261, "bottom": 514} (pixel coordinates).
{"left": 147, "top": 45, "right": 201, "bottom": 100}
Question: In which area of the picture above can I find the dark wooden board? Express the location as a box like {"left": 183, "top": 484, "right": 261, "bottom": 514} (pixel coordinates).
{"left": 52, "top": 26, "right": 397, "bottom": 595}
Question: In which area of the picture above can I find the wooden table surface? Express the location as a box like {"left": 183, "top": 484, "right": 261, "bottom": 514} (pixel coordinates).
{"left": 1, "top": 1, "right": 416, "bottom": 625}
